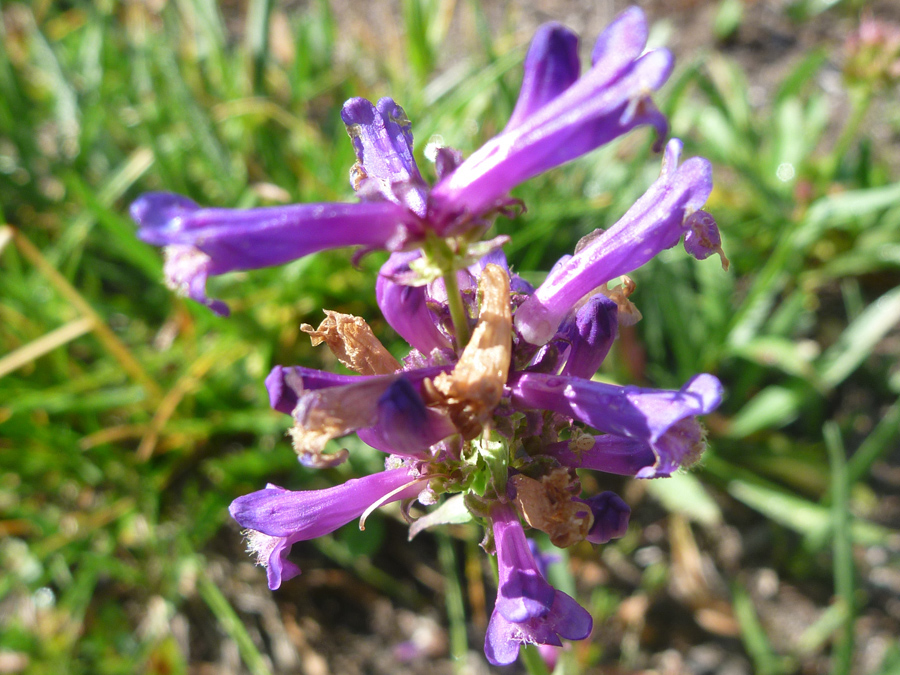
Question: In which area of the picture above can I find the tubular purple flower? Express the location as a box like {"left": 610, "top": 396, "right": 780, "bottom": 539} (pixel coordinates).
{"left": 265, "top": 365, "right": 455, "bottom": 462}
{"left": 341, "top": 97, "right": 428, "bottom": 216}
{"left": 131, "top": 193, "right": 411, "bottom": 316}
{"left": 229, "top": 469, "right": 422, "bottom": 590}
{"left": 508, "top": 372, "right": 723, "bottom": 477}
{"left": 431, "top": 7, "right": 671, "bottom": 226}
{"left": 514, "top": 139, "right": 717, "bottom": 345}
{"left": 376, "top": 252, "right": 452, "bottom": 354}
{"left": 485, "top": 503, "right": 592, "bottom": 665}
{"left": 492, "top": 503, "right": 556, "bottom": 623}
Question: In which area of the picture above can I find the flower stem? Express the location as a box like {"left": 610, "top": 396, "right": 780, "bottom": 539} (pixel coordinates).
{"left": 443, "top": 268, "right": 471, "bottom": 350}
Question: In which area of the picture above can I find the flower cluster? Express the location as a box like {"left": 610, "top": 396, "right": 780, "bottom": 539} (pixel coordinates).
{"left": 132, "top": 8, "right": 726, "bottom": 667}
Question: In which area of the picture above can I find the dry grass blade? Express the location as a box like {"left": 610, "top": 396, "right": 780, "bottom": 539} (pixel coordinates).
{"left": 7, "top": 227, "right": 163, "bottom": 405}
{"left": 0, "top": 316, "right": 94, "bottom": 379}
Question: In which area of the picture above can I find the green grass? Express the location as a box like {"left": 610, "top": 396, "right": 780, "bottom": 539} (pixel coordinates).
{"left": 1, "top": 1, "right": 899, "bottom": 673}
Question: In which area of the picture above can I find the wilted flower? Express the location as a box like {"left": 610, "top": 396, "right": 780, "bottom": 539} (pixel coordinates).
{"left": 132, "top": 6, "right": 727, "bottom": 667}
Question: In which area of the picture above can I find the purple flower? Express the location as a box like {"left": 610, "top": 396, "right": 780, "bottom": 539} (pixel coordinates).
{"left": 264, "top": 365, "right": 453, "bottom": 465}
{"left": 484, "top": 503, "right": 592, "bottom": 666}
{"left": 508, "top": 372, "right": 723, "bottom": 477}
{"left": 131, "top": 193, "right": 411, "bottom": 316}
{"left": 229, "top": 468, "right": 423, "bottom": 590}
{"left": 514, "top": 139, "right": 719, "bottom": 345}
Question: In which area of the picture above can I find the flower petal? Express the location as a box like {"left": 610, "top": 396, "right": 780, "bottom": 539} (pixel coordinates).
{"left": 506, "top": 23, "right": 581, "bottom": 131}
{"left": 341, "top": 97, "right": 427, "bottom": 216}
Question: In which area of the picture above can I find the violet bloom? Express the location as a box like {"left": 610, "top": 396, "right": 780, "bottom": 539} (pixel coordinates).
{"left": 515, "top": 139, "right": 721, "bottom": 345}
{"left": 508, "top": 372, "right": 722, "bottom": 477}
{"left": 131, "top": 7, "right": 673, "bottom": 315}
{"left": 131, "top": 194, "right": 410, "bottom": 316}
{"left": 264, "top": 364, "right": 454, "bottom": 466}
{"left": 485, "top": 503, "right": 592, "bottom": 666}
{"left": 229, "top": 468, "right": 423, "bottom": 590}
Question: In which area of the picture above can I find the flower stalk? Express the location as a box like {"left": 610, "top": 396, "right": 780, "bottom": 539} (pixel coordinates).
{"left": 443, "top": 267, "right": 471, "bottom": 350}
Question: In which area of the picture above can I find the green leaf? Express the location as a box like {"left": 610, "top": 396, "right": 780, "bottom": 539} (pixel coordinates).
{"left": 727, "top": 479, "right": 891, "bottom": 545}
{"left": 408, "top": 494, "right": 473, "bottom": 539}
{"left": 645, "top": 471, "right": 723, "bottom": 527}
{"left": 817, "top": 286, "right": 900, "bottom": 389}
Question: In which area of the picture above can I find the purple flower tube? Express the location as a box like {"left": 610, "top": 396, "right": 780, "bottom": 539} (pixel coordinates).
{"left": 131, "top": 193, "right": 410, "bottom": 315}
{"left": 229, "top": 468, "right": 423, "bottom": 590}
{"left": 508, "top": 372, "right": 723, "bottom": 477}
{"left": 515, "top": 139, "right": 718, "bottom": 345}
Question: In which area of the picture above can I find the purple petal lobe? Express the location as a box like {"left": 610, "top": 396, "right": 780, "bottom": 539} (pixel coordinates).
{"left": 341, "top": 97, "right": 427, "bottom": 215}
{"left": 506, "top": 23, "right": 581, "bottom": 131}
{"left": 590, "top": 7, "right": 647, "bottom": 68}
{"left": 579, "top": 492, "right": 630, "bottom": 544}
{"left": 484, "top": 588, "right": 592, "bottom": 666}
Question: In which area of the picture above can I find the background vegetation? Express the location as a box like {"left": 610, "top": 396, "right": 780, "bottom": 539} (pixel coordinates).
{"left": 1, "top": 0, "right": 898, "bottom": 673}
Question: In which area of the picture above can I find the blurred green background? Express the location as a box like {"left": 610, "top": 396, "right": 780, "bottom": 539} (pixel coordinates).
{"left": 1, "top": 0, "right": 899, "bottom": 673}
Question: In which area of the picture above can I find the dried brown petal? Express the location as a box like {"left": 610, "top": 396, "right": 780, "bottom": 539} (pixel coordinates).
{"left": 510, "top": 469, "right": 593, "bottom": 548}
{"left": 431, "top": 264, "right": 512, "bottom": 439}
{"left": 599, "top": 276, "right": 642, "bottom": 327}
{"left": 288, "top": 378, "right": 393, "bottom": 467}
{"left": 301, "top": 310, "right": 400, "bottom": 376}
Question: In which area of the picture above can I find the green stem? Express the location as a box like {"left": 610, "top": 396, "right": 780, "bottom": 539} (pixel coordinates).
{"left": 443, "top": 268, "right": 471, "bottom": 349}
